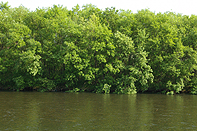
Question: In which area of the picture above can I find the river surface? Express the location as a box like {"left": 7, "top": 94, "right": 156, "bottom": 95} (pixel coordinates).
{"left": 0, "top": 92, "right": 197, "bottom": 131}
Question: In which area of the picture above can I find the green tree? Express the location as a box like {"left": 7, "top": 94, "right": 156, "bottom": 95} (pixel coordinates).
{"left": 0, "top": 1, "right": 10, "bottom": 11}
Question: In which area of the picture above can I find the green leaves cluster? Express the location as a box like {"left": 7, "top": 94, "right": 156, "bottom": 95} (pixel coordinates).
{"left": 1, "top": 2, "right": 197, "bottom": 94}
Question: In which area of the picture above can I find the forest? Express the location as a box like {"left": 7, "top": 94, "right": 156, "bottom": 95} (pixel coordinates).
{"left": 1, "top": 2, "right": 197, "bottom": 94}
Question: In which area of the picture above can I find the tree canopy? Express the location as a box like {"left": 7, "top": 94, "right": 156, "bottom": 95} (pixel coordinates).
{"left": 1, "top": 2, "right": 197, "bottom": 94}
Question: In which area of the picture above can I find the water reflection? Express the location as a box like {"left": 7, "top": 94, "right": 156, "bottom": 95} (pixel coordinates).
{"left": 0, "top": 92, "right": 197, "bottom": 130}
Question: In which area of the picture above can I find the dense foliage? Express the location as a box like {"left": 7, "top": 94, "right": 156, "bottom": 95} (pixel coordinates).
{"left": 1, "top": 2, "right": 197, "bottom": 94}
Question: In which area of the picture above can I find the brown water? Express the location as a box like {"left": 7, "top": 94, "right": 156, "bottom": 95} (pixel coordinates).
{"left": 0, "top": 92, "right": 197, "bottom": 130}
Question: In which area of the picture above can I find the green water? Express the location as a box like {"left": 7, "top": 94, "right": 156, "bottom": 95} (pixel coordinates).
{"left": 0, "top": 92, "right": 197, "bottom": 130}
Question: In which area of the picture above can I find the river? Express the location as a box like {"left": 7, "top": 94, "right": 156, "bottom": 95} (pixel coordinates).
{"left": 0, "top": 92, "right": 197, "bottom": 130}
